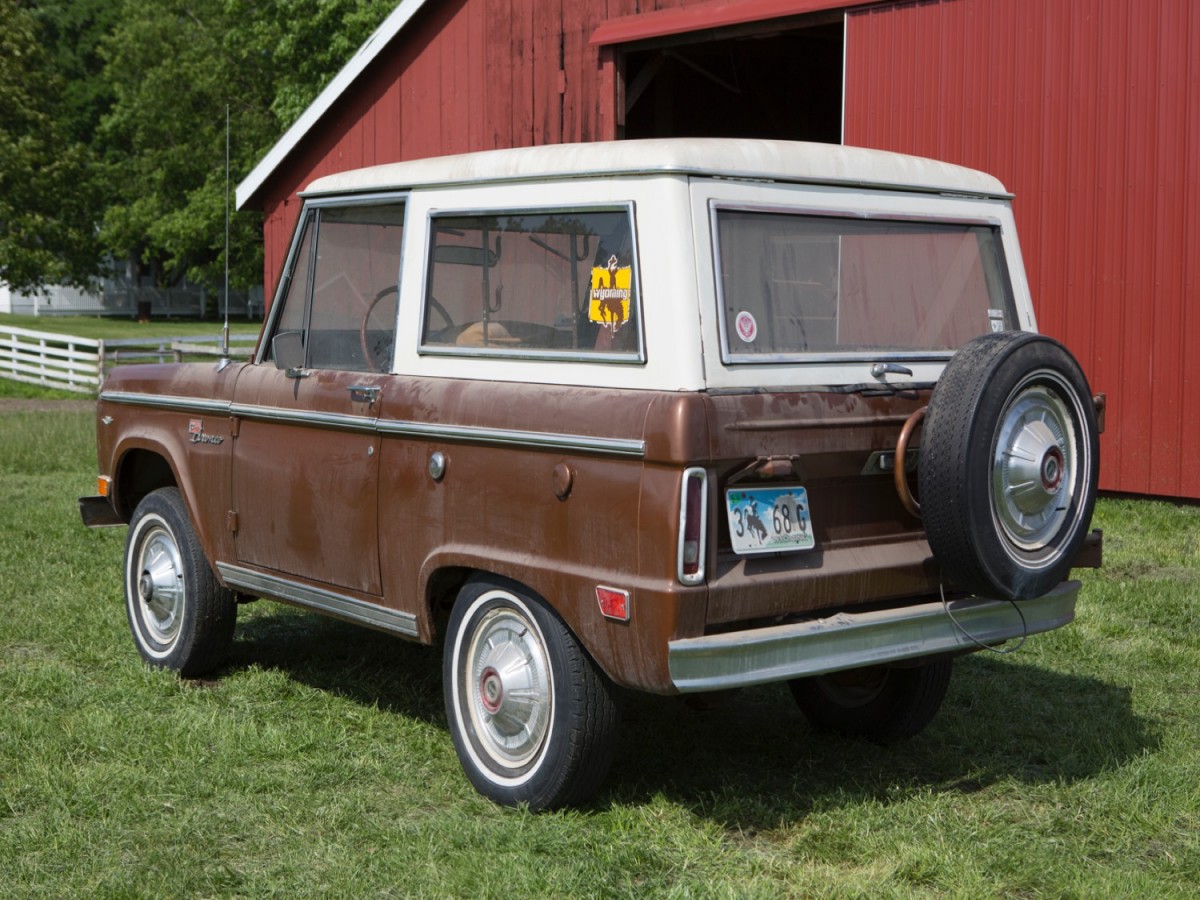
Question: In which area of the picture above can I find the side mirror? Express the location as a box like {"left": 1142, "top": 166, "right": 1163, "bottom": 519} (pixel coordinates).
{"left": 272, "top": 331, "right": 305, "bottom": 371}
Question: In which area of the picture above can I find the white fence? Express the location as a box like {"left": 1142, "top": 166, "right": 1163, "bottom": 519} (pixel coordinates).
{"left": 0, "top": 282, "right": 264, "bottom": 319}
{"left": 0, "top": 324, "right": 256, "bottom": 394}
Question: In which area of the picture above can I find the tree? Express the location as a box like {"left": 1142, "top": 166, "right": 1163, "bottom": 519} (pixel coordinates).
{"left": 2, "top": 0, "right": 393, "bottom": 295}
{"left": 96, "top": 0, "right": 395, "bottom": 292}
{"left": 0, "top": 0, "right": 104, "bottom": 292}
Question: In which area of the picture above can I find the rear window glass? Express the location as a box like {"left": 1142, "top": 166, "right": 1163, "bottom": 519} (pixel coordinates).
{"left": 714, "top": 209, "right": 1017, "bottom": 361}
{"left": 420, "top": 208, "right": 642, "bottom": 360}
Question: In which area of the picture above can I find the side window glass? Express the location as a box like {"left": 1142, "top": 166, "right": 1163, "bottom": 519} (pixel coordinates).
{"left": 421, "top": 208, "right": 641, "bottom": 360}
{"left": 265, "top": 214, "right": 313, "bottom": 363}
{"left": 307, "top": 203, "right": 405, "bottom": 372}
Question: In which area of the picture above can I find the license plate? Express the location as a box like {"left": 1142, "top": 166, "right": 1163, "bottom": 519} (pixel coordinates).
{"left": 725, "top": 486, "right": 815, "bottom": 555}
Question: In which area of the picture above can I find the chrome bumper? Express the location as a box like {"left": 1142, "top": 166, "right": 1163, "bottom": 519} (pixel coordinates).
{"left": 668, "top": 580, "right": 1079, "bottom": 692}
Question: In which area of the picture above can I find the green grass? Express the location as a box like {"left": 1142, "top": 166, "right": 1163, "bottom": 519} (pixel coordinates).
{"left": 0, "top": 311, "right": 262, "bottom": 342}
{"left": 0, "top": 377, "right": 82, "bottom": 402}
{"left": 2, "top": 404, "right": 1198, "bottom": 896}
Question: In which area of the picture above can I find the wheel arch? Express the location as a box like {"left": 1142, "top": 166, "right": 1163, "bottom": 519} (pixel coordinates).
{"left": 112, "top": 445, "right": 178, "bottom": 521}
{"left": 416, "top": 547, "right": 684, "bottom": 694}
{"left": 110, "top": 438, "right": 227, "bottom": 584}
{"left": 420, "top": 557, "right": 565, "bottom": 645}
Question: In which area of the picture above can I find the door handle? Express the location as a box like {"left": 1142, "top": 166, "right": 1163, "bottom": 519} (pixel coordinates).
{"left": 349, "top": 385, "right": 380, "bottom": 404}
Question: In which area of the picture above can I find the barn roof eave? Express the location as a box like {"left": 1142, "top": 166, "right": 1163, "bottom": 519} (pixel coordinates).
{"left": 235, "top": 0, "right": 430, "bottom": 212}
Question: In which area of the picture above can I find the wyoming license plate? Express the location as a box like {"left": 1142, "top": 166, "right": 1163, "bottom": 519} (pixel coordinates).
{"left": 725, "top": 486, "right": 815, "bottom": 555}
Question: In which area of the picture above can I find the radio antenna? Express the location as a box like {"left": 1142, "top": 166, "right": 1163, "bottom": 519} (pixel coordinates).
{"left": 218, "top": 104, "right": 232, "bottom": 370}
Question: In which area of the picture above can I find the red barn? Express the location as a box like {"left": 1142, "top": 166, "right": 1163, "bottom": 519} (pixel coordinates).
{"left": 236, "top": 0, "right": 1200, "bottom": 500}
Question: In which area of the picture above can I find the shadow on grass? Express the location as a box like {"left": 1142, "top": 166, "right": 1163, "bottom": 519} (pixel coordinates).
{"left": 225, "top": 606, "right": 1155, "bottom": 828}
{"left": 607, "top": 653, "right": 1156, "bottom": 828}
{"left": 228, "top": 605, "right": 445, "bottom": 724}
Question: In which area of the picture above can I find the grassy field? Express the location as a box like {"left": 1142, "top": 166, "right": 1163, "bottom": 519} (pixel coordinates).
{"left": 2, "top": 391, "right": 1198, "bottom": 896}
{"left": 0, "top": 312, "right": 262, "bottom": 342}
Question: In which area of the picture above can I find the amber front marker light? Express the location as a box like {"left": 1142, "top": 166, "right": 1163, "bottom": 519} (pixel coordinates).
{"left": 97, "top": 476, "right": 112, "bottom": 497}
{"left": 596, "top": 586, "right": 630, "bottom": 622}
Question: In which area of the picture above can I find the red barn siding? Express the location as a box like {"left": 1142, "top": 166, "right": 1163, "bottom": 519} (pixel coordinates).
{"left": 249, "top": 0, "right": 1199, "bottom": 498}
{"left": 258, "top": 0, "right": 644, "bottom": 297}
{"left": 846, "top": 0, "right": 1200, "bottom": 499}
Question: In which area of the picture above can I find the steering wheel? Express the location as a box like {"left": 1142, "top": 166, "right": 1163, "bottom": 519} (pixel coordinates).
{"left": 427, "top": 296, "right": 454, "bottom": 334}
{"left": 359, "top": 285, "right": 399, "bottom": 373}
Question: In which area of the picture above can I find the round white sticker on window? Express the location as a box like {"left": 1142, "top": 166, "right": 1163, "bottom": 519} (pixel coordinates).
{"left": 735, "top": 311, "right": 757, "bottom": 343}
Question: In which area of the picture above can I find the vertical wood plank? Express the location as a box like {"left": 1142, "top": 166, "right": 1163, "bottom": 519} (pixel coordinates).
{"left": 1180, "top": 0, "right": 1200, "bottom": 498}
{"left": 1148, "top": 0, "right": 1187, "bottom": 494}
{"left": 485, "top": 0, "right": 514, "bottom": 148}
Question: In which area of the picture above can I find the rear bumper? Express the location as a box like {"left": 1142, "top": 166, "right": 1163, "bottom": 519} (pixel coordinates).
{"left": 668, "top": 580, "right": 1079, "bottom": 692}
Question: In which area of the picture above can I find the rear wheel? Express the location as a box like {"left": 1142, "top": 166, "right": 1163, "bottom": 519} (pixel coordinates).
{"left": 124, "top": 487, "right": 236, "bottom": 677}
{"left": 790, "top": 659, "right": 952, "bottom": 744}
{"left": 443, "top": 577, "right": 619, "bottom": 810}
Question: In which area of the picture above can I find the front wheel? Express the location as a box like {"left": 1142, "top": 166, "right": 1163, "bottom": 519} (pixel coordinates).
{"left": 789, "top": 658, "right": 952, "bottom": 744}
{"left": 124, "top": 487, "right": 236, "bottom": 677}
{"left": 443, "top": 577, "right": 619, "bottom": 810}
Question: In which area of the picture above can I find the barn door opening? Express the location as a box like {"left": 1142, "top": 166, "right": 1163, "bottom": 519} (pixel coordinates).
{"left": 618, "top": 16, "right": 843, "bottom": 144}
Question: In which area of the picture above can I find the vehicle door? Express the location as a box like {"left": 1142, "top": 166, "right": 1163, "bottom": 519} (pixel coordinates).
{"left": 231, "top": 200, "right": 405, "bottom": 596}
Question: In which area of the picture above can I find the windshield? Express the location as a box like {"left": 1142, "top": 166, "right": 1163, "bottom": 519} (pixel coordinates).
{"left": 714, "top": 209, "right": 1017, "bottom": 361}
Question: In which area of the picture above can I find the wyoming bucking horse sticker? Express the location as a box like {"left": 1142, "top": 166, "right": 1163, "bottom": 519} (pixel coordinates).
{"left": 589, "top": 255, "right": 632, "bottom": 332}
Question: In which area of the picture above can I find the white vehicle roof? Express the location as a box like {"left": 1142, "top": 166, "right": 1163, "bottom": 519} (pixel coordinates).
{"left": 303, "top": 138, "right": 1010, "bottom": 199}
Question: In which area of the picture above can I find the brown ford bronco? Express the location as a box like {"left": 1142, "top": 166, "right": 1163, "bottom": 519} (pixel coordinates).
{"left": 81, "top": 139, "right": 1101, "bottom": 810}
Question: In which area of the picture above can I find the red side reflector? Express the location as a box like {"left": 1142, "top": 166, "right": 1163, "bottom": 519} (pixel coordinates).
{"left": 596, "top": 586, "right": 630, "bottom": 622}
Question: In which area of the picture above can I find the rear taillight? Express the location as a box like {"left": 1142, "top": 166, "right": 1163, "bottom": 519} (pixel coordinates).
{"left": 677, "top": 467, "right": 708, "bottom": 585}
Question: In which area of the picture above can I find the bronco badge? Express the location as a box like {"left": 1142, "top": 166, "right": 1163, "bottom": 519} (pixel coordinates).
{"left": 188, "top": 419, "right": 224, "bottom": 445}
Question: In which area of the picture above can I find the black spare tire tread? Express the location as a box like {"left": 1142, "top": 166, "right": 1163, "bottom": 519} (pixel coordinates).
{"left": 918, "top": 332, "right": 1099, "bottom": 600}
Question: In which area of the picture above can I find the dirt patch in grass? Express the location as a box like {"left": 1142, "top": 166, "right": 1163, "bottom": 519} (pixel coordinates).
{"left": 0, "top": 399, "right": 95, "bottom": 414}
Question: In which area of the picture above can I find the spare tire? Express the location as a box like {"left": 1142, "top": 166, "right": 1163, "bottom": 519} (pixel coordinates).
{"left": 918, "top": 332, "right": 1099, "bottom": 601}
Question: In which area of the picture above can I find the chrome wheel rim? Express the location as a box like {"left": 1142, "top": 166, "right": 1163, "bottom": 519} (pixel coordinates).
{"left": 464, "top": 602, "right": 552, "bottom": 772}
{"left": 135, "top": 524, "right": 185, "bottom": 646}
{"left": 992, "top": 371, "right": 1081, "bottom": 555}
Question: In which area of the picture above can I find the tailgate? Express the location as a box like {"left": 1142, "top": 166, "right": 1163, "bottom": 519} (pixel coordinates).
{"left": 703, "top": 388, "right": 940, "bottom": 625}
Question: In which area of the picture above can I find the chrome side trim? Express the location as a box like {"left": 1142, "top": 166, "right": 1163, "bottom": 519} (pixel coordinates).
{"left": 376, "top": 419, "right": 646, "bottom": 457}
{"left": 100, "top": 392, "right": 645, "bottom": 457}
{"left": 217, "top": 563, "right": 419, "bottom": 638}
{"left": 229, "top": 403, "right": 378, "bottom": 433}
{"left": 100, "top": 391, "right": 233, "bottom": 415}
{"left": 668, "top": 580, "right": 1079, "bottom": 693}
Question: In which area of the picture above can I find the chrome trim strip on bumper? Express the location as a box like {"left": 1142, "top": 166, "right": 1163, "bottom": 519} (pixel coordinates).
{"left": 668, "top": 580, "right": 1079, "bottom": 693}
{"left": 101, "top": 391, "right": 644, "bottom": 457}
{"left": 217, "top": 563, "right": 419, "bottom": 638}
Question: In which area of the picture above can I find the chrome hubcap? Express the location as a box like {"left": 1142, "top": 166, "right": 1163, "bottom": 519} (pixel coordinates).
{"left": 465, "top": 604, "right": 552, "bottom": 771}
{"left": 137, "top": 525, "right": 185, "bottom": 645}
{"left": 993, "top": 374, "right": 1078, "bottom": 552}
